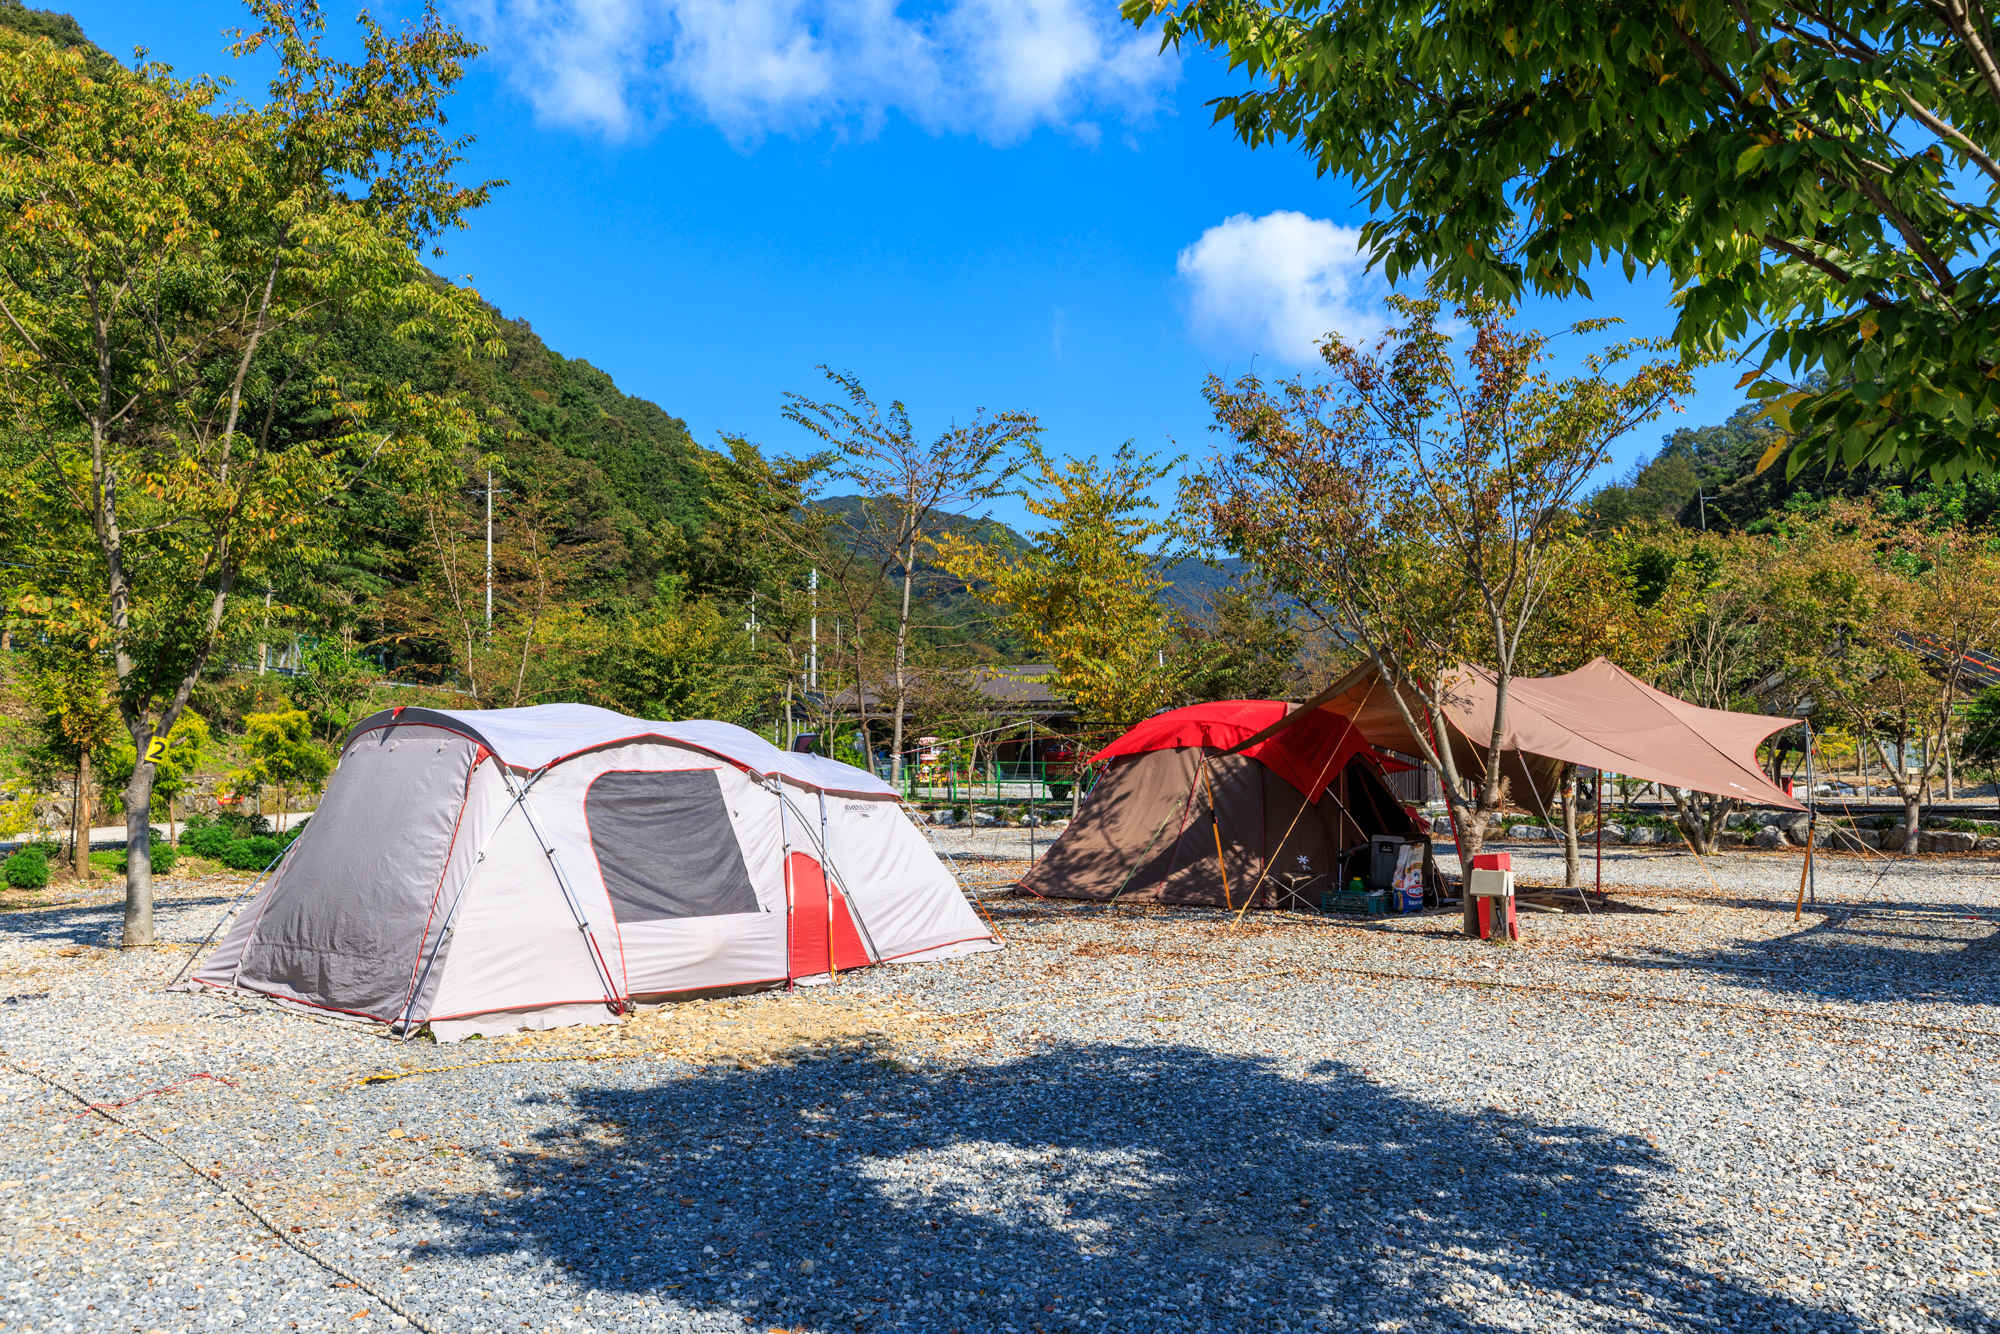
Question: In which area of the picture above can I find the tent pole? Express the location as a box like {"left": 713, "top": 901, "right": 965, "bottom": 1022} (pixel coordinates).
{"left": 779, "top": 779, "right": 796, "bottom": 988}
{"left": 783, "top": 789, "right": 883, "bottom": 962}
{"left": 505, "top": 769, "right": 625, "bottom": 1015}
{"left": 394, "top": 764, "right": 525, "bottom": 1036}
{"left": 821, "top": 789, "right": 836, "bottom": 982}
{"left": 1231, "top": 678, "right": 1379, "bottom": 925}
{"left": 1200, "top": 758, "right": 1234, "bottom": 910}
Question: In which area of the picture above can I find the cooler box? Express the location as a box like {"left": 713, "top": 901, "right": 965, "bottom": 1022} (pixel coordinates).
{"left": 1369, "top": 836, "right": 1407, "bottom": 889}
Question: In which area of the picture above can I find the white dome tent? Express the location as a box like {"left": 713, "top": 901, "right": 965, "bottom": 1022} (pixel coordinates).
{"left": 190, "top": 704, "right": 998, "bottom": 1040}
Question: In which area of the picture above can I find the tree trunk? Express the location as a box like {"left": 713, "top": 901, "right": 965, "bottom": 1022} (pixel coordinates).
{"left": 123, "top": 757, "right": 154, "bottom": 945}
{"left": 73, "top": 750, "right": 91, "bottom": 879}
{"left": 888, "top": 538, "right": 915, "bottom": 790}
{"left": 1557, "top": 762, "right": 1582, "bottom": 889}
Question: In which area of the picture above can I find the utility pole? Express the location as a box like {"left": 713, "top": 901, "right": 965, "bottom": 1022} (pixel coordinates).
{"left": 259, "top": 588, "right": 272, "bottom": 675}
{"left": 476, "top": 470, "right": 509, "bottom": 641}
{"left": 745, "top": 592, "right": 759, "bottom": 651}
{"left": 1698, "top": 491, "right": 1718, "bottom": 531}
{"left": 809, "top": 568, "right": 819, "bottom": 691}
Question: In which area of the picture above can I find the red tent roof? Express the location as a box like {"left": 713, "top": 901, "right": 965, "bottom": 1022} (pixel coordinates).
{"left": 1089, "top": 700, "right": 1399, "bottom": 800}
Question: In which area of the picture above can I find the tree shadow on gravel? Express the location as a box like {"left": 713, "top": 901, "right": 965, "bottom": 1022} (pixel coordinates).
{"left": 403, "top": 1042, "right": 1899, "bottom": 1334}
{"left": 1621, "top": 898, "right": 2000, "bottom": 1009}
{"left": 0, "top": 883, "right": 241, "bottom": 951}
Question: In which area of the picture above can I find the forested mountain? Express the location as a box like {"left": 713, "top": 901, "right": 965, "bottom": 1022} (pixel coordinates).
{"left": 1587, "top": 399, "right": 2000, "bottom": 533}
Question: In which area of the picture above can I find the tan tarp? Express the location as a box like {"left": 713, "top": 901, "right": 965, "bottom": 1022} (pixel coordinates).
{"left": 1238, "top": 657, "right": 1804, "bottom": 812}
{"left": 1017, "top": 748, "right": 1417, "bottom": 906}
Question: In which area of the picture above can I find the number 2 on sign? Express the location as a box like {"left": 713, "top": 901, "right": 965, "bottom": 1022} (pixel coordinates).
{"left": 143, "top": 736, "right": 169, "bottom": 763}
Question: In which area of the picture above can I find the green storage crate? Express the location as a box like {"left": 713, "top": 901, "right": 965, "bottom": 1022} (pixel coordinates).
{"left": 1321, "top": 887, "right": 1390, "bottom": 916}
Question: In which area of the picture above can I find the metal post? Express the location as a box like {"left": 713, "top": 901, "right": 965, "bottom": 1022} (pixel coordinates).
{"left": 1029, "top": 714, "right": 1038, "bottom": 866}
{"left": 809, "top": 568, "right": 818, "bottom": 691}
{"left": 484, "top": 468, "right": 494, "bottom": 638}
{"left": 1807, "top": 723, "right": 1818, "bottom": 905}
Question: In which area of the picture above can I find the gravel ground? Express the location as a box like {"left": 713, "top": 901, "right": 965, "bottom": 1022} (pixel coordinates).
{"left": 2, "top": 836, "right": 1998, "bottom": 1334}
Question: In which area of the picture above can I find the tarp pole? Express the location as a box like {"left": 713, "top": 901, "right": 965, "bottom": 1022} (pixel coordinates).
{"left": 1595, "top": 769, "right": 1605, "bottom": 903}
{"left": 1200, "top": 758, "right": 1234, "bottom": 909}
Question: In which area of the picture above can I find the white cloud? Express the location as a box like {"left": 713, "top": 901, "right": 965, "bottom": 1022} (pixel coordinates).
{"left": 1177, "top": 211, "right": 1399, "bottom": 364}
{"left": 465, "top": 0, "right": 1179, "bottom": 144}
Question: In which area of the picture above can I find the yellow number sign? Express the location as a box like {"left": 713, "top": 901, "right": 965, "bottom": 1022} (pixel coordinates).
{"left": 143, "top": 736, "right": 170, "bottom": 763}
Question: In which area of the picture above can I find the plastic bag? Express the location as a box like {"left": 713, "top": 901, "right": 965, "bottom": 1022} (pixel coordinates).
{"left": 1392, "top": 843, "right": 1424, "bottom": 912}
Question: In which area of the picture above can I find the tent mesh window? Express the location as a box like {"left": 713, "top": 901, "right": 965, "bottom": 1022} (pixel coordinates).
{"left": 584, "top": 769, "right": 761, "bottom": 922}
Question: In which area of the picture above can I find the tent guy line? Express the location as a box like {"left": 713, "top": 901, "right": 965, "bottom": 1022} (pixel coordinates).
{"left": 0, "top": 1048, "right": 450, "bottom": 1334}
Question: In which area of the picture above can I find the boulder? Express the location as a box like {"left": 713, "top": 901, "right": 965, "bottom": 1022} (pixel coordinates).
{"left": 1979, "top": 836, "right": 2000, "bottom": 852}
{"left": 1716, "top": 830, "right": 1748, "bottom": 849}
{"left": 1752, "top": 825, "right": 1786, "bottom": 849}
{"left": 1506, "top": 825, "right": 1550, "bottom": 840}
{"left": 1595, "top": 823, "right": 1627, "bottom": 843}
{"left": 971, "top": 812, "right": 1001, "bottom": 828}
{"left": 1626, "top": 826, "right": 1663, "bottom": 846}
{"left": 1019, "top": 815, "right": 1045, "bottom": 827}
{"left": 1920, "top": 829, "right": 1977, "bottom": 855}
{"left": 1772, "top": 812, "right": 1811, "bottom": 842}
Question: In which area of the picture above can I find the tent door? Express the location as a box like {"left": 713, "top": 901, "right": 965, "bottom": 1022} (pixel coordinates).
{"left": 787, "top": 852, "right": 871, "bottom": 978}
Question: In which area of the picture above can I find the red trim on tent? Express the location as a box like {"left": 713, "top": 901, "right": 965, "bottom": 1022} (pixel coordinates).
{"left": 1089, "top": 701, "right": 1409, "bottom": 800}
{"left": 395, "top": 754, "right": 483, "bottom": 1026}
{"left": 786, "top": 852, "right": 871, "bottom": 976}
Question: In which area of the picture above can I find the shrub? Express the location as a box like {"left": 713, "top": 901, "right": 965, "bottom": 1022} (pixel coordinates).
{"left": 218, "top": 809, "right": 272, "bottom": 838}
{"left": 114, "top": 832, "right": 178, "bottom": 876}
{"left": 184, "top": 824, "right": 235, "bottom": 859}
{"left": 3, "top": 845, "right": 49, "bottom": 890}
{"left": 220, "top": 836, "right": 283, "bottom": 870}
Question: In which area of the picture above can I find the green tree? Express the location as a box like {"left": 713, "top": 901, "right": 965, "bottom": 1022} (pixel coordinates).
{"left": 783, "top": 370, "right": 1036, "bottom": 782}
{"left": 229, "top": 708, "right": 333, "bottom": 829}
{"left": 933, "top": 441, "right": 1187, "bottom": 734}
{"left": 101, "top": 709, "right": 211, "bottom": 838}
{"left": 286, "top": 641, "right": 379, "bottom": 744}
{"left": 1192, "top": 291, "right": 1687, "bottom": 932}
{"left": 18, "top": 637, "right": 116, "bottom": 877}
{"left": 1134, "top": 0, "right": 2000, "bottom": 478}
{"left": 0, "top": 1, "right": 497, "bottom": 943}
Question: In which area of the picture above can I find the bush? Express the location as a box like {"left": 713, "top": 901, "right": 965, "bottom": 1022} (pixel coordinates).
{"left": 184, "top": 823, "right": 235, "bottom": 859}
{"left": 114, "top": 832, "right": 177, "bottom": 876}
{"left": 2, "top": 845, "right": 49, "bottom": 890}
{"left": 220, "top": 836, "right": 283, "bottom": 870}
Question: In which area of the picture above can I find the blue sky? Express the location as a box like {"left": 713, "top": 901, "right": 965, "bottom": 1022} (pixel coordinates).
{"left": 73, "top": 0, "right": 1748, "bottom": 530}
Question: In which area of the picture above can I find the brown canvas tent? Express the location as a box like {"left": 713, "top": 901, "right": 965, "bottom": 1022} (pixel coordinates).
{"left": 1236, "top": 657, "right": 1804, "bottom": 816}
{"left": 1016, "top": 701, "right": 1425, "bottom": 907}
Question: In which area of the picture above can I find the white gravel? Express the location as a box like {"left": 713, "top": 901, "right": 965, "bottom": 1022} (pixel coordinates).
{"left": 2, "top": 838, "right": 1997, "bottom": 1334}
